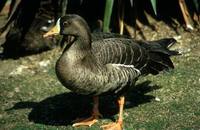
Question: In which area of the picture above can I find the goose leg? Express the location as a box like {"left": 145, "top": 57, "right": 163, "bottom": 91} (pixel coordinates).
{"left": 101, "top": 96, "right": 124, "bottom": 130}
{"left": 72, "top": 96, "right": 102, "bottom": 127}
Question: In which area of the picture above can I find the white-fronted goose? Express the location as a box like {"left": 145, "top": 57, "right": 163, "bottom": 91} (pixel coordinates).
{"left": 43, "top": 14, "right": 179, "bottom": 130}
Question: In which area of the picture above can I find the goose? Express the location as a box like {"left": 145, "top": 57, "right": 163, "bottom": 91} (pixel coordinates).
{"left": 43, "top": 14, "right": 179, "bottom": 130}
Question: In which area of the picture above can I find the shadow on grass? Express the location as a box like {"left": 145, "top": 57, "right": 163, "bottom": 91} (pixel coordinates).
{"left": 7, "top": 80, "right": 160, "bottom": 126}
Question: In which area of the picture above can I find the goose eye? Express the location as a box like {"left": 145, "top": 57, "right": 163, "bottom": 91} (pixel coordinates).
{"left": 63, "top": 21, "right": 70, "bottom": 26}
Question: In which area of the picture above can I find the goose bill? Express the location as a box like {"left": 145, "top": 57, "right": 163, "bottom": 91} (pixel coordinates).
{"left": 43, "top": 25, "right": 60, "bottom": 38}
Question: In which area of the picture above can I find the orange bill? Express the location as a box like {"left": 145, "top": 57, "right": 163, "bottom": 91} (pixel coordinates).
{"left": 43, "top": 25, "right": 60, "bottom": 38}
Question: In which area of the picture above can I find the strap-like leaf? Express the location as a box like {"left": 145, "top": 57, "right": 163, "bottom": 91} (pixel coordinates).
{"left": 150, "top": 0, "right": 157, "bottom": 15}
{"left": 103, "top": 0, "right": 114, "bottom": 32}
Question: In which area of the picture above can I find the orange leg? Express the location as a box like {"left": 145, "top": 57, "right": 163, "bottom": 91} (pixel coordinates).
{"left": 72, "top": 96, "right": 102, "bottom": 127}
{"left": 101, "top": 96, "right": 125, "bottom": 130}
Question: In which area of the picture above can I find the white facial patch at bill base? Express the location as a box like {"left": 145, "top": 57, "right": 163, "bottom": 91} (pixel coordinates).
{"left": 56, "top": 18, "right": 61, "bottom": 32}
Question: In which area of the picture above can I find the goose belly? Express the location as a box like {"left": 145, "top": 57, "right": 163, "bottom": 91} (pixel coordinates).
{"left": 56, "top": 65, "right": 136, "bottom": 96}
{"left": 55, "top": 62, "right": 104, "bottom": 95}
{"left": 56, "top": 70, "right": 104, "bottom": 95}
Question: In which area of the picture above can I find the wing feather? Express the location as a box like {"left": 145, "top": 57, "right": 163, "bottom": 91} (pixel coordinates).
{"left": 91, "top": 38, "right": 146, "bottom": 94}
{"left": 92, "top": 38, "right": 148, "bottom": 68}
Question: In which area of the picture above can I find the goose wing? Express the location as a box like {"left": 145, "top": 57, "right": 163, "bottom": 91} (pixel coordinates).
{"left": 100, "top": 63, "right": 141, "bottom": 94}
{"left": 92, "top": 38, "right": 148, "bottom": 68}
{"left": 91, "top": 38, "right": 146, "bottom": 94}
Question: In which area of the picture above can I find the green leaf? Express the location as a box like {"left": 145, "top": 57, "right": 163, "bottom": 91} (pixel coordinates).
{"left": 150, "top": 0, "right": 157, "bottom": 15}
{"left": 103, "top": 0, "right": 114, "bottom": 32}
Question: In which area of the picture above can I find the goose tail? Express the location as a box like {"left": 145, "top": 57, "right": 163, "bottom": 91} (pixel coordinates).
{"left": 140, "top": 38, "right": 179, "bottom": 75}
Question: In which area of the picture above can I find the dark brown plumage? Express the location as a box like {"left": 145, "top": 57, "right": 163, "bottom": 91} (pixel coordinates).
{"left": 43, "top": 14, "right": 179, "bottom": 130}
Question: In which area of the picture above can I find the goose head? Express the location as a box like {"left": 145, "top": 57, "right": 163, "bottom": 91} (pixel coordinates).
{"left": 43, "top": 14, "right": 91, "bottom": 43}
